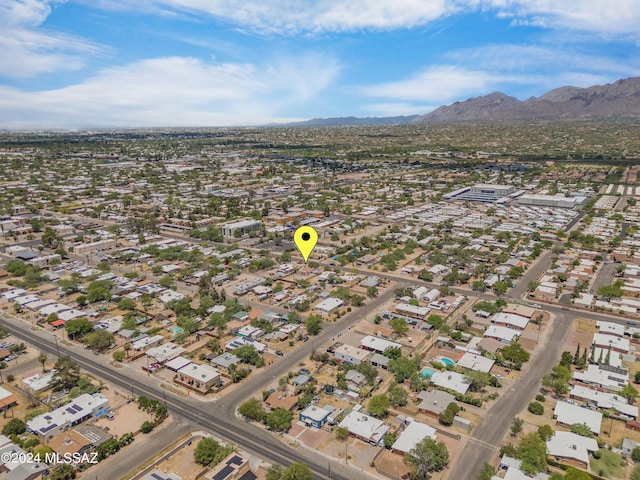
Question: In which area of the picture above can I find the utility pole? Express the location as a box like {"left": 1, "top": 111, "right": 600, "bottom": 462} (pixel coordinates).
{"left": 54, "top": 334, "right": 60, "bottom": 358}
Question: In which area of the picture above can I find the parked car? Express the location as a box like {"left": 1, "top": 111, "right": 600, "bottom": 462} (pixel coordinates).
{"left": 275, "top": 351, "right": 284, "bottom": 357}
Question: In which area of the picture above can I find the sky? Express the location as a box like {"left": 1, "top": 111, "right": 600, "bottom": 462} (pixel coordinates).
{"left": 1, "top": 0, "right": 640, "bottom": 129}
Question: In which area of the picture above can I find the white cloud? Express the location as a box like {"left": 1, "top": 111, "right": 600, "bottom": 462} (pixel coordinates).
{"left": 483, "top": 0, "right": 640, "bottom": 37}
{"left": 0, "top": 0, "right": 102, "bottom": 78}
{"left": 0, "top": 55, "right": 339, "bottom": 128}
{"left": 362, "top": 66, "right": 496, "bottom": 103}
{"left": 361, "top": 44, "right": 640, "bottom": 115}
{"left": 92, "top": 0, "right": 640, "bottom": 36}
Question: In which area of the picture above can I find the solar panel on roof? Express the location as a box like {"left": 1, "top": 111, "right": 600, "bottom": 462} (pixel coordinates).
{"left": 66, "top": 408, "right": 76, "bottom": 414}
{"left": 150, "top": 474, "right": 164, "bottom": 480}
{"left": 238, "top": 471, "right": 257, "bottom": 480}
{"left": 44, "top": 415, "right": 52, "bottom": 420}
{"left": 213, "top": 465, "right": 234, "bottom": 480}
{"left": 228, "top": 455, "right": 242, "bottom": 465}
{"left": 41, "top": 423, "right": 58, "bottom": 433}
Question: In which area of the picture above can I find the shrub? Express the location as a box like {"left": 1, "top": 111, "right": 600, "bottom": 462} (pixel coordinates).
{"left": 528, "top": 401, "right": 544, "bottom": 415}
{"left": 535, "top": 394, "right": 545, "bottom": 402}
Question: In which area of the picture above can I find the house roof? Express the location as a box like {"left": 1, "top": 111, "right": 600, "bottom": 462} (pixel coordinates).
{"left": 553, "top": 401, "right": 602, "bottom": 434}
{"left": 546, "top": 431, "right": 598, "bottom": 466}
{"left": 456, "top": 352, "right": 495, "bottom": 373}
{"left": 417, "top": 389, "right": 456, "bottom": 414}
{"left": 391, "top": 421, "right": 436, "bottom": 453}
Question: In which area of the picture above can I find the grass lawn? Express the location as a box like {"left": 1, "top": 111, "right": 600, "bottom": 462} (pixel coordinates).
{"left": 589, "top": 449, "right": 626, "bottom": 479}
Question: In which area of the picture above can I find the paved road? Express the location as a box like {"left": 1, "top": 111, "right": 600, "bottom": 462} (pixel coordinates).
{"left": 83, "top": 418, "right": 194, "bottom": 480}
{"left": 2, "top": 285, "right": 404, "bottom": 480}
{"left": 445, "top": 309, "right": 574, "bottom": 480}
{"left": 509, "top": 250, "right": 555, "bottom": 300}
{"left": 220, "top": 285, "right": 402, "bottom": 413}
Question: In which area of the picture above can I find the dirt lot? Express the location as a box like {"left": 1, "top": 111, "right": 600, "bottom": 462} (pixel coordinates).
{"left": 148, "top": 439, "right": 206, "bottom": 480}
{"left": 95, "top": 400, "right": 155, "bottom": 437}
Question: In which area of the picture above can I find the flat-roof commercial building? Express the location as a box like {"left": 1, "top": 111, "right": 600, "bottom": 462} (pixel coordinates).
{"left": 27, "top": 393, "right": 110, "bottom": 440}
{"left": 221, "top": 219, "right": 262, "bottom": 238}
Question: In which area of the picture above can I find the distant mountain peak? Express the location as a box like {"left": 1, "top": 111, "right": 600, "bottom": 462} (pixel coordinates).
{"left": 412, "top": 77, "right": 640, "bottom": 123}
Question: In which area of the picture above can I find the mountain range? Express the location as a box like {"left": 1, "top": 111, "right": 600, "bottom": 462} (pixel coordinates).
{"left": 276, "top": 77, "right": 640, "bottom": 126}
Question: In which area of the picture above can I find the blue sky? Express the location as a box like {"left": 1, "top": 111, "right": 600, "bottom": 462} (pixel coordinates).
{"left": 1, "top": 0, "right": 640, "bottom": 128}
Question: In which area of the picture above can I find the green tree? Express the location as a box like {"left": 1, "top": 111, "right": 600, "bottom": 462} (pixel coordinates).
{"left": 50, "top": 356, "right": 81, "bottom": 391}
{"left": 368, "top": 394, "right": 390, "bottom": 418}
{"left": 569, "top": 423, "right": 594, "bottom": 438}
{"left": 281, "top": 463, "right": 313, "bottom": 480}
{"left": 501, "top": 342, "right": 530, "bottom": 367}
{"left": 516, "top": 432, "right": 547, "bottom": 475}
{"left": 64, "top": 317, "right": 94, "bottom": 339}
{"left": 266, "top": 465, "right": 284, "bottom": 480}
{"left": 193, "top": 437, "right": 233, "bottom": 466}
{"left": 113, "top": 350, "right": 125, "bottom": 362}
{"left": 266, "top": 408, "right": 293, "bottom": 431}
{"left": 527, "top": 402, "right": 544, "bottom": 415}
{"left": 464, "top": 371, "right": 493, "bottom": 392}
{"left": 477, "top": 463, "right": 494, "bottom": 480}
{"left": 389, "top": 317, "right": 409, "bottom": 336}
{"left": 632, "top": 447, "right": 640, "bottom": 462}
{"left": 238, "top": 398, "right": 266, "bottom": 422}
{"left": 621, "top": 383, "right": 639, "bottom": 404}
{"left": 403, "top": 437, "right": 449, "bottom": 480}
{"left": 83, "top": 330, "right": 115, "bottom": 352}
{"left": 38, "top": 352, "right": 47, "bottom": 373}
{"left": 389, "top": 383, "right": 409, "bottom": 407}
{"left": 493, "top": 281, "right": 509, "bottom": 295}
{"left": 438, "top": 402, "right": 460, "bottom": 426}
{"left": 86, "top": 280, "right": 113, "bottom": 303}
{"left": 305, "top": 315, "right": 323, "bottom": 335}
{"left": 117, "top": 298, "right": 136, "bottom": 311}
{"left": 632, "top": 465, "right": 640, "bottom": 480}
{"left": 41, "top": 227, "right": 61, "bottom": 249}
{"left": 564, "top": 467, "right": 592, "bottom": 480}
{"left": 510, "top": 417, "right": 524, "bottom": 437}
{"left": 335, "top": 426, "right": 349, "bottom": 441}
{"left": 6, "top": 260, "right": 27, "bottom": 276}
{"left": 2, "top": 418, "right": 26, "bottom": 435}
{"left": 140, "top": 421, "right": 154, "bottom": 433}
{"left": 47, "top": 464, "right": 76, "bottom": 480}
{"left": 537, "top": 424, "right": 554, "bottom": 441}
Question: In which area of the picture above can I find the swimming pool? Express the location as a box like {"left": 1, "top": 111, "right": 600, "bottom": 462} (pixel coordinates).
{"left": 420, "top": 367, "right": 435, "bottom": 378}
{"left": 441, "top": 357, "right": 456, "bottom": 367}
{"left": 169, "top": 326, "right": 183, "bottom": 334}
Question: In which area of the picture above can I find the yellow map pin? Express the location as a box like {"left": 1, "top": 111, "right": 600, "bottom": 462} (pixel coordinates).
{"left": 294, "top": 226, "right": 319, "bottom": 263}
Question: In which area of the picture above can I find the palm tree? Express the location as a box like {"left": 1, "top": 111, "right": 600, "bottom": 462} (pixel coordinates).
{"left": 38, "top": 353, "right": 47, "bottom": 373}
{"left": 123, "top": 343, "right": 131, "bottom": 358}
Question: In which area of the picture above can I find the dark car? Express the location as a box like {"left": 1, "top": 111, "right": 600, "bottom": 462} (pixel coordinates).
{"left": 302, "top": 336, "right": 309, "bottom": 342}
{"left": 275, "top": 351, "right": 284, "bottom": 357}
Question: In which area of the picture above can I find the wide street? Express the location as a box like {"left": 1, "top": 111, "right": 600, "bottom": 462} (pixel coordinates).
{"left": 445, "top": 307, "right": 574, "bottom": 480}
{"left": 1, "top": 285, "right": 402, "bottom": 480}
{"left": 2, "top": 232, "right": 629, "bottom": 480}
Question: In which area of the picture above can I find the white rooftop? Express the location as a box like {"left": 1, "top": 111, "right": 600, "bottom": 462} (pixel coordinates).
{"left": 484, "top": 325, "right": 520, "bottom": 343}
{"left": 338, "top": 411, "right": 389, "bottom": 444}
{"left": 553, "top": 401, "right": 602, "bottom": 434}
{"left": 360, "top": 335, "right": 401, "bottom": 353}
{"left": 457, "top": 352, "right": 495, "bottom": 373}
{"left": 391, "top": 421, "right": 437, "bottom": 453}
{"left": 546, "top": 431, "right": 598, "bottom": 466}
{"left": 430, "top": 371, "right": 470, "bottom": 395}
